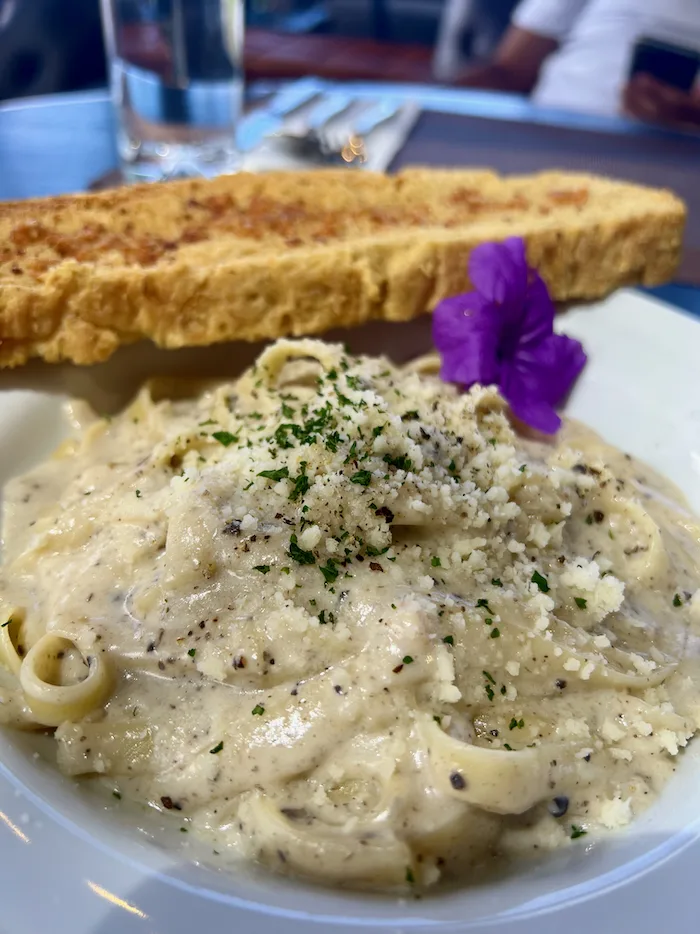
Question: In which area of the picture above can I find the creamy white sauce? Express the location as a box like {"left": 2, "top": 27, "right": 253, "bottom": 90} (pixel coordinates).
{"left": 1, "top": 338, "right": 700, "bottom": 890}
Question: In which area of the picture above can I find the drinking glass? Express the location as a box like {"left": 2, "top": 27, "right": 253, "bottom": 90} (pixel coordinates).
{"left": 99, "top": 0, "right": 244, "bottom": 182}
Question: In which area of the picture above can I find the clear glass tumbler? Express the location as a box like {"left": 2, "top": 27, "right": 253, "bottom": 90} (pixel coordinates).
{"left": 99, "top": 0, "right": 244, "bottom": 182}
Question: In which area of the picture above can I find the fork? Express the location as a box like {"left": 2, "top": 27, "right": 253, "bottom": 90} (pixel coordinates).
{"left": 315, "top": 100, "right": 415, "bottom": 163}
{"left": 274, "top": 99, "right": 412, "bottom": 162}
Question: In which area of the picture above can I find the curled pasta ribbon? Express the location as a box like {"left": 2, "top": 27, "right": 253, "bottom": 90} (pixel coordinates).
{"left": 19, "top": 635, "right": 114, "bottom": 727}
{"left": 607, "top": 500, "right": 667, "bottom": 585}
{"left": 0, "top": 607, "right": 25, "bottom": 677}
{"left": 524, "top": 627, "right": 673, "bottom": 690}
{"left": 418, "top": 717, "right": 550, "bottom": 815}
{"left": 238, "top": 794, "right": 411, "bottom": 886}
{"left": 575, "top": 495, "right": 667, "bottom": 587}
{"left": 254, "top": 339, "right": 342, "bottom": 388}
{"left": 56, "top": 720, "right": 154, "bottom": 776}
{"left": 491, "top": 608, "right": 672, "bottom": 691}
{"left": 403, "top": 353, "right": 441, "bottom": 376}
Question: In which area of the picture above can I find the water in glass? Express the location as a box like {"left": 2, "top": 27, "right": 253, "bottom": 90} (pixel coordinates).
{"left": 100, "top": 0, "right": 244, "bottom": 182}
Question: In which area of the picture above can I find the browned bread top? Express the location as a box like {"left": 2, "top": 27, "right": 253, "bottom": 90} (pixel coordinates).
{"left": 0, "top": 169, "right": 594, "bottom": 275}
{"left": 0, "top": 168, "right": 686, "bottom": 367}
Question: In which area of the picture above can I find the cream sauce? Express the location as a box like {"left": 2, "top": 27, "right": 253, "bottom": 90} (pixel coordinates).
{"left": 1, "top": 339, "right": 699, "bottom": 890}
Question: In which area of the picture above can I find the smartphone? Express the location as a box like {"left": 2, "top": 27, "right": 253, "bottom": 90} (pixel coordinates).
{"left": 629, "top": 37, "right": 700, "bottom": 92}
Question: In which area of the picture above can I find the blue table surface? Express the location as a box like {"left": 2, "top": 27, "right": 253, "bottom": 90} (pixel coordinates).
{"left": 0, "top": 85, "right": 697, "bottom": 318}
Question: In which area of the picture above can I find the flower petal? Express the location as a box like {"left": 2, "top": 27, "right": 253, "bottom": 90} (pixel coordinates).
{"left": 518, "top": 272, "right": 557, "bottom": 347}
{"left": 506, "top": 391, "right": 562, "bottom": 435}
{"left": 468, "top": 238, "right": 528, "bottom": 308}
{"left": 541, "top": 333, "right": 587, "bottom": 403}
{"left": 432, "top": 236, "right": 587, "bottom": 435}
{"left": 499, "top": 332, "right": 587, "bottom": 433}
{"left": 432, "top": 293, "right": 501, "bottom": 387}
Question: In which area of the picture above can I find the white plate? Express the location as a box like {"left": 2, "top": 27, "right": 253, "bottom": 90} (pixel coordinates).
{"left": 1, "top": 289, "right": 699, "bottom": 934}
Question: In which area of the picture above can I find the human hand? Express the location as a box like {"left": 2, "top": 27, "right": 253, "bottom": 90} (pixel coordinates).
{"left": 622, "top": 73, "right": 700, "bottom": 130}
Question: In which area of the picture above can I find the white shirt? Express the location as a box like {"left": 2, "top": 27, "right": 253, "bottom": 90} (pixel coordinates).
{"left": 513, "top": 0, "right": 700, "bottom": 115}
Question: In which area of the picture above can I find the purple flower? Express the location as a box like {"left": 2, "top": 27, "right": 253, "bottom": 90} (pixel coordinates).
{"left": 432, "top": 237, "right": 586, "bottom": 434}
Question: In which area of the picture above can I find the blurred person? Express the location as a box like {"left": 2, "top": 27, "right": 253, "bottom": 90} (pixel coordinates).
{"left": 455, "top": 0, "right": 700, "bottom": 129}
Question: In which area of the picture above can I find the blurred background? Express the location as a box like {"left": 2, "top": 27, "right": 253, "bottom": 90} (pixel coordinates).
{"left": 0, "top": 1, "right": 699, "bottom": 323}
{"left": 0, "top": 0, "right": 517, "bottom": 101}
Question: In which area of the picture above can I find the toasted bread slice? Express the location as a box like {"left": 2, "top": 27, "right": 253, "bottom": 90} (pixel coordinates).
{"left": 0, "top": 168, "right": 685, "bottom": 367}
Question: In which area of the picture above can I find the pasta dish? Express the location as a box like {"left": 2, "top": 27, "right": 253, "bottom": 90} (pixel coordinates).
{"left": 1, "top": 339, "right": 699, "bottom": 889}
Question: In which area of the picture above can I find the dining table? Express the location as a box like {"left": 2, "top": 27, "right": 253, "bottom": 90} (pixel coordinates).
{"left": 1, "top": 80, "right": 699, "bottom": 318}
{"left": 2, "top": 79, "right": 700, "bottom": 934}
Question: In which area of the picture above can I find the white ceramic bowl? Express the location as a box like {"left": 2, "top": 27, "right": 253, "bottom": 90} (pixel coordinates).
{"left": 1, "top": 289, "right": 699, "bottom": 934}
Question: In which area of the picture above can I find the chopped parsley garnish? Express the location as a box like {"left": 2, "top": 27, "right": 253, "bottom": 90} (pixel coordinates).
{"left": 448, "top": 460, "right": 457, "bottom": 473}
{"left": 1, "top": 618, "right": 11, "bottom": 628}
{"left": 431, "top": 556, "right": 441, "bottom": 568}
{"left": 531, "top": 570, "right": 550, "bottom": 593}
{"left": 503, "top": 743, "right": 513, "bottom": 751}
{"left": 433, "top": 715, "right": 442, "bottom": 724}
{"left": 372, "top": 425, "right": 385, "bottom": 438}
{"left": 318, "top": 610, "right": 335, "bottom": 625}
{"left": 288, "top": 535, "right": 316, "bottom": 565}
{"left": 212, "top": 431, "right": 237, "bottom": 447}
{"left": 491, "top": 578, "right": 502, "bottom": 587}
{"left": 289, "top": 470, "right": 310, "bottom": 501}
{"left": 350, "top": 470, "right": 372, "bottom": 487}
{"left": 336, "top": 391, "right": 355, "bottom": 408}
{"left": 402, "top": 655, "right": 414, "bottom": 665}
{"left": 485, "top": 684, "right": 495, "bottom": 701}
{"left": 281, "top": 403, "right": 295, "bottom": 419}
{"left": 673, "top": 593, "right": 683, "bottom": 607}
{"left": 327, "top": 368, "right": 338, "bottom": 381}
{"left": 402, "top": 410, "right": 420, "bottom": 421}
{"left": 383, "top": 453, "right": 412, "bottom": 471}
{"left": 135, "top": 489, "right": 142, "bottom": 498}
{"left": 574, "top": 597, "right": 588, "bottom": 609}
{"left": 187, "top": 648, "right": 196, "bottom": 658}
{"left": 273, "top": 424, "right": 295, "bottom": 450}
{"left": 476, "top": 598, "right": 494, "bottom": 613}
{"left": 366, "top": 545, "right": 389, "bottom": 557}
{"left": 199, "top": 419, "right": 216, "bottom": 426}
{"left": 254, "top": 565, "right": 271, "bottom": 574}
{"left": 325, "top": 431, "right": 342, "bottom": 453}
{"left": 251, "top": 705, "right": 265, "bottom": 716}
{"left": 320, "top": 559, "right": 338, "bottom": 584}
{"left": 209, "top": 741, "right": 224, "bottom": 754}
{"left": 490, "top": 628, "right": 501, "bottom": 638}
{"left": 405, "top": 867, "right": 415, "bottom": 884}
{"left": 509, "top": 718, "right": 525, "bottom": 730}
{"left": 570, "top": 825, "right": 587, "bottom": 839}
{"left": 443, "top": 635, "right": 454, "bottom": 645}
{"left": 519, "top": 464, "right": 527, "bottom": 473}
{"left": 258, "top": 466, "right": 290, "bottom": 481}
{"left": 483, "top": 670, "right": 496, "bottom": 684}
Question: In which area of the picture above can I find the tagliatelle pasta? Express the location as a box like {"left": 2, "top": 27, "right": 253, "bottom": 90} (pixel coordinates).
{"left": 0, "top": 338, "right": 699, "bottom": 889}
